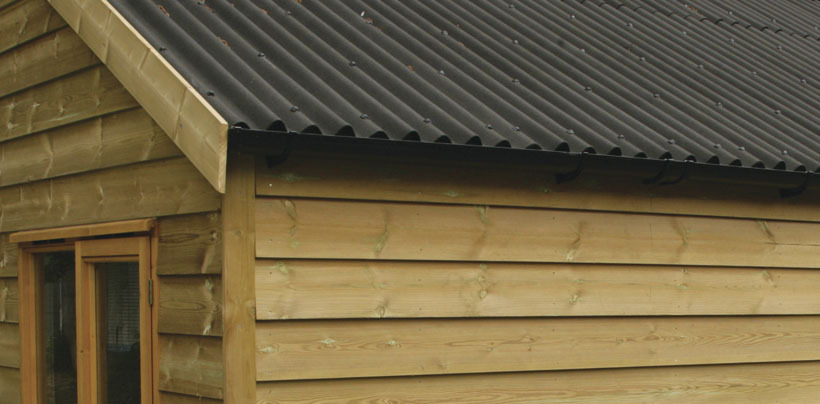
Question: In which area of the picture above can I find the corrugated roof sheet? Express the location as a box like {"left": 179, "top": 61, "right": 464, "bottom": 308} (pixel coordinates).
{"left": 111, "top": 0, "right": 820, "bottom": 172}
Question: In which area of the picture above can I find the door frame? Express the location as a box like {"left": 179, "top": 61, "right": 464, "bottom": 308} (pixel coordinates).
{"left": 14, "top": 220, "right": 158, "bottom": 404}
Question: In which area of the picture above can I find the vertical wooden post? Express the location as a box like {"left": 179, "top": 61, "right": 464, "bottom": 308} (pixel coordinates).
{"left": 222, "top": 150, "right": 257, "bottom": 403}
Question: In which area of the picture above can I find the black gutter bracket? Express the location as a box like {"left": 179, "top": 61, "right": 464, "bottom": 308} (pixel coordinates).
{"left": 265, "top": 131, "right": 298, "bottom": 168}
{"left": 643, "top": 159, "right": 691, "bottom": 186}
{"left": 779, "top": 172, "right": 812, "bottom": 198}
{"left": 555, "top": 152, "right": 586, "bottom": 184}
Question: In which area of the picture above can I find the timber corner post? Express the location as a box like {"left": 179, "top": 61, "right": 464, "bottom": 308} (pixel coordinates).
{"left": 222, "top": 148, "right": 257, "bottom": 403}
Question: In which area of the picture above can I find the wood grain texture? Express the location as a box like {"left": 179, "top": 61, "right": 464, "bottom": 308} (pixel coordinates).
{"left": 161, "top": 391, "right": 223, "bottom": 404}
{"left": 0, "top": 65, "right": 137, "bottom": 143}
{"left": 159, "top": 276, "right": 222, "bottom": 337}
{"left": 157, "top": 213, "right": 222, "bottom": 275}
{"left": 0, "top": 107, "right": 181, "bottom": 187}
{"left": 256, "top": 153, "right": 820, "bottom": 222}
{"left": 159, "top": 334, "right": 224, "bottom": 399}
{"left": 9, "top": 218, "right": 154, "bottom": 243}
{"left": 256, "top": 198, "right": 820, "bottom": 268}
{"left": 48, "top": 0, "right": 229, "bottom": 192}
{"left": 0, "top": 0, "right": 65, "bottom": 54}
{"left": 255, "top": 260, "right": 820, "bottom": 319}
{"left": 256, "top": 361, "right": 820, "bottom": 404}
{"left": 0, "top": 323, "right": 19, "bottom": 368}
{"left": 222, "top": 152, "right": 256, "bottom": 403}
{"left": 0, "top": 366, "right": 21, "bottom": 404}
{"left": 256, "top": 316, "right": 820, "bottom": 381}
{"left": 0, "top": 26, "right": 97, "bottom": 98}
{"left": 0, "top": 156, "right": 220, "bottom": 233}
{"left": 0, "top": 234, "right": 17, "bottom": 277}
{"left": 0, "top": 278, "right": 18, "bottom": 323}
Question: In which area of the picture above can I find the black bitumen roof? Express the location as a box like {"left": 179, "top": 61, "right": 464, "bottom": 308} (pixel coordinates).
{"left": 112, "top": 0, "right": 820, "bottom": 172}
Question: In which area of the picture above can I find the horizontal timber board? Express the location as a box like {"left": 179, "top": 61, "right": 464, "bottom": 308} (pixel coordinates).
{"left": 0, "top": 107, "right": 182, "bottom": 187}
{"left": 256, "top": 260, "right": 820, "bottom": 319}
{"left": 159, "top": 334, "right": 223, "bottom": 399}
{"left": 255, "top": 198, "right": 820, "bottom": 268}
{"left": 160, "top": 391, "right": 222, "bottom": 404}
{"left": 0, "top": 26, "right": 97, "bottom": 98}
{"left": 159, "top": 276, "right": 222, "bottom": 337}
{"left": 256, "top": 316, "right": 820, "bottom": 380}
{"left": 0, "top": 64, "right": 137, "bottom": 143}
{"left": 157, "top": 213, "right": 222, "bottom": 275}
{"left": 256, "top": 153, "right": 820, "bottom": 222}
{"left": 0, "top": 234, "right": 17, "bottom": 277}
{"left": 0, "top": 323, "right": 18, "bottom": 368}
{"left": 0, "top": 0, "right": 65, "bottom": 54}
{"left": 0, "top": 156, "right": 220, "bottom": 232}
{"left": 256, "top": 361, "right": 820, "bottom": 404}
{"left": 0, "top": 278, "right": 18, "bottom": 322}
{"left": 0, "top": 366, "right": 20, "bottom": 404}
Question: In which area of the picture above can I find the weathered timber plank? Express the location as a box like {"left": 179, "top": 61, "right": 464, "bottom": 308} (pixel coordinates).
{"left": 256, "top": 361, "right": 820, "bottom": 404}
{"left": 255, "top": 260, "right": 820, "bottom": 319}
{"left": 159, "top": 276, "right": 222, "bottom": 337}
{"left": 0, "top": 156, "right": 220, "bottom": 233}
{"left": 0, "top": 278, "right": 18, "bottom": 323}
{"left": 222, "top": 151, "right": 256, "bottom": 403}
{"left": 157, "top": 213, "right": 222, "bottom": 275}
{"left": 0, "top": 0, "right": 65, "bottom": 54}
{"left": 0, "top": 234, "right": 17, "bottom": 277}
{"left": 256, "top": 153, "right": 820, "bottom": 222}
{"left": 0, "top": 108, "right": 181, "bottom": 187}
{"left": 159, "top": 334, "right": 223, "bottom": 399}
{"left": 0, "top": 323, "right": 19, "bottom": 368}
{"left": 161, "top": 391, "right": 222, "bottom": 404}
{"left": 0, "top": 366, "right": 20, "bottom": 404}
{"left": 0, "top": 26, "right": 97, "bottom": 98}
{"left": 0, "top": 65, "right": 137, "bottom": 143}
{"left": 256, "top": 316, "right": 820, "bottom": 380}
{"left": 256, "top": 198, "right": 820, "bottom": 268}
{"left": 50, "top": 0, "right": 229, "bottom": 192}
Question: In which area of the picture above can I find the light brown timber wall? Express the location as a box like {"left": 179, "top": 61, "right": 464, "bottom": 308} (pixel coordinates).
{"left": 254, "top": 150, "right": 820, "bottom": 403}
{"left": 0, "top": 0, "right": 223, "bottom": 401}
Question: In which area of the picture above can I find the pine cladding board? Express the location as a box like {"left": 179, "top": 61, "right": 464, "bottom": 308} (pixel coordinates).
{"left": 158, "top": 276, "right": 222, "bottom": 337}
{"left": 0, "top": 107, "right": 181, "bottom": 187}
{"left": 0, "top": 366, "right": 20, "bottom": 404}
{"left": 0, "top": 323, "right": 19, "bottom": 368}
{"left": 0, "top": 0, "right": 66, "bottom": 54}
{"left": 256, "top": 361, "right": 820, "bottom": 404}
{"left": 0, "top": 156, "right": 220, "bottom": 233}
{"left": 256, "top": 260, "right": 820, "bottom": 319}
{"left": 255, "top": 316, "right": 820, "bottom": 381}
{"left": 0, "top": 26, "right": 97, "bottom": 99}
{"left": 159, "top": 334, "right": 223, "bottom": 400}
{"left": 0, "top": 278, "right": 18, "bottom": 323}
{"left": 256, "top": 152, "right": 820, "bottom": 222}
{"left": 0, "top": 65, "right": 138, "bottom": 143}
{"left": 255, "top": 197, "right": 820, "bottom": 268}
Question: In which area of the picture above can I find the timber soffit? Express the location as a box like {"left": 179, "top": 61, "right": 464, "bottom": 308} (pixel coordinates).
{"left": 107, "top": 0, "right": 820, "bottom": 175}
{"left": 47, "top": 0, "right": 230, "bottom": 193}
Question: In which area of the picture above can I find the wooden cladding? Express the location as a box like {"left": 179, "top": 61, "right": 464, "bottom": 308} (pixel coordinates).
{"left": 256, "top": 361, "right": 820, "bottom": 404}
{"left": 0, "top": 156, "right": 219, "bottom": 233}
{"left": 0, "top": 0, "right": 65, "bottom": 54}
{"left": 256, "top": 260, "right": 820, "bottom": 320}
{"left": 159, "top": 334, "right": 224, "bottom": 399}
{"left": 256, "top": 316, "right": 820, "bottom": 381}
{"left": 255, "top": 197, "right": 820, "bottom": 268}
{"left": 256, "top": 152, "right": 820, "bottom": 222}
{"left": 0, "top": 65, "right": 137, "bottom": 143}
{"left": 0, "top": 26, "right": 97, "bottom": 98}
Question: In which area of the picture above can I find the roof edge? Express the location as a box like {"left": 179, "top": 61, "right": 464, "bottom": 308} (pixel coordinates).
{"left": 48, "top": 0, "right": 229, "bottom": 193}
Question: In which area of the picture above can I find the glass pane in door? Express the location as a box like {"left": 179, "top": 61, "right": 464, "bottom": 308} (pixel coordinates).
{"left": 97, "top": 262, "right": 141, "bottom": 404}
{"left": 42, "top": 251, "right": 77, "bottom": 404}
